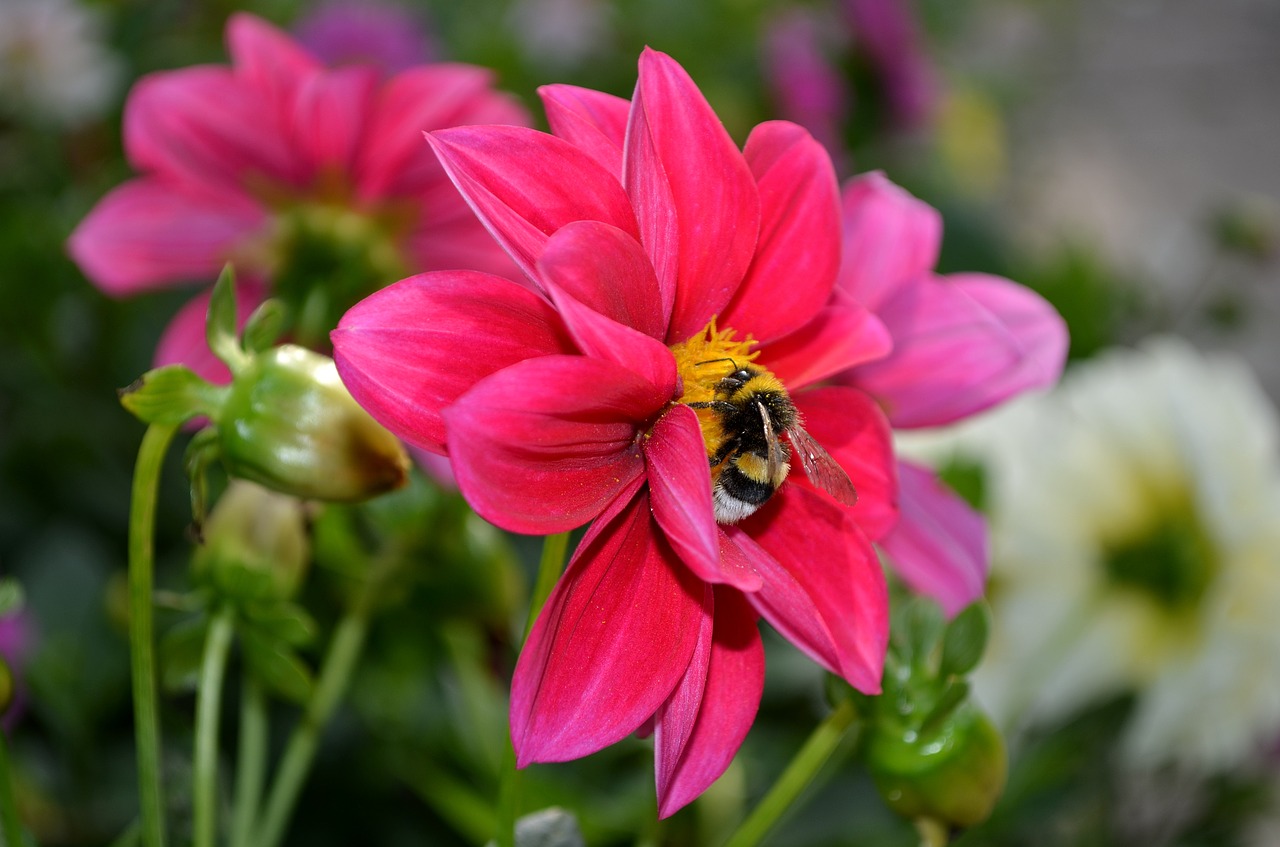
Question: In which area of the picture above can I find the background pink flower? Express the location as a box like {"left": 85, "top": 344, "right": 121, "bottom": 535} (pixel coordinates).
{"left": 835, "top": 171, "right": 1068, "bottom": 614}
{"left": 334, "top": 48, "right": 898, "bottom": 816}
{"left": 293, "top": 0, "right": 438, "bottom": 73}
{"left": 67, "top": 12, "right": 528, "bottom": 380}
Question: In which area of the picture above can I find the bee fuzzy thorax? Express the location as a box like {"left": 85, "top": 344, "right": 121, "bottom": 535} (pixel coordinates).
{"left": 669, "top": 318, "right": 861, "bottom": 525}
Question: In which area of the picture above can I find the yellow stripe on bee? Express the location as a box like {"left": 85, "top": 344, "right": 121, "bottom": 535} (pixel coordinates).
{"left": 729, "top": 373, "right": 785, "bottom": 404}
{"left": 733, "top": 451, "right": 771, "bottom": 484}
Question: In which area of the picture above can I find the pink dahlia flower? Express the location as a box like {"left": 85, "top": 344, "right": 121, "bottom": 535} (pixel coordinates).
{"left": 293, "top": 0, "right": 437, "bottom": 73}
{"left": 334, "top": 48, "right": 898, "bottom": 816}
{"left": 835, "top": 171, "right": 1068, "bottom": 614}
{"left": 67, "top": 12, "right": 528, "bottom": 380}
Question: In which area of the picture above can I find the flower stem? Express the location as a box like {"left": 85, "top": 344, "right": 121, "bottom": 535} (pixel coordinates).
{"left": 231, "top": 679, "right": 268, "bottom": 847}
{"left": 497, "top": 531, "right": 572, "bottom": 847}
{"left": 0, "top": 725, "right": 24, "bottom": 847}
{"left": 129, "top": 422, "right": 179, "bottom": 847}
{"left": 254, "top": 607, "right": 369, "bottom": 847}
{"left": 720, "top": 698, "right": 859, "bottom": 847}
{"left": 915, "top": 817, "right": 950, "bottom": 847}
{"left": 193, "top": 606, "right": 235, "bottom": 847}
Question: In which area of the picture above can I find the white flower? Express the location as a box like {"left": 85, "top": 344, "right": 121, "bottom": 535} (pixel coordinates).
{"left": 0, "top": 0, "right": 121, "bottom": 126}
{"left": 902, "top": 338, "right": 1280, "bottom": 772}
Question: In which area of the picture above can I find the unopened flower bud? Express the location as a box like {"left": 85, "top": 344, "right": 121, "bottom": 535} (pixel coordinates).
{"left": 194, "top": 480, "right": 311, "bottom": 600}
{"left": 866, "top": 702, "right": 1007, "bottom": 829}
{"left": 0, "top": 656, "right": 13, "bottom": 717}
{"left": 218, "top": 344, "right": 409, "bottom": 502}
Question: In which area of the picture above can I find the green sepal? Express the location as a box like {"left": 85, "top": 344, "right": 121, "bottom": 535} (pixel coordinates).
{"left": 242, "top": 298, "right": 287, "bottom": 354}
{"left": 208, "top": 560, "right": 281, "bottom": 605}
{"left": 919, "top": 679, "right": 971, "bottom": 738}
{"left": 207, "top": 264, "right": 249, "bottom": 372}
{"left": 185, "top": 428, "right": 220, "bottom": 534}
{"left": 240, "top": 624, "right": 315, "bottom": 704}
{"left": 242, "top": 601, "right": 318, "bottom": 647}
{"left": 119, "top": 365, "right": 227, "bottom": 426}
{"left": 0, "top": 578, "right": 24, "bottom": 617}
{"left": 939, "top": 603, "right": 990, "bottom": 678}
{"left": 159, "top": 615, "right": 212, "bottom": 692}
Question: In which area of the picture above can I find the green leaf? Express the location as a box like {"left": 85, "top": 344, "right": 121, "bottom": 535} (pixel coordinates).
{"left": 919, "top": 679, "right": 971, "bottom": 738}
{"left": 940, "top": 602, "right": 991, "bottom": 677}
{"left": 159, "top": 615, "right": 210, "bottom": 692}
{"left": 207, "top": 264, "right": 248, "bottom": 372}
{"left": 211, "top": 561, "right": 279, "bottom": 604}
{"left": 243, "top": 601, "right": 318, "bottom": 647}
{"left": 0, "top": 579, "right": 24, "bottom": 617}
{"left": 119, "top": 365, "right": 226, "bottom": 425}
{"left": 240, "top": 626, "right": 314, "bottom": 704}
{"left": 242, "top": 299, "right": 286, "bottom": 354}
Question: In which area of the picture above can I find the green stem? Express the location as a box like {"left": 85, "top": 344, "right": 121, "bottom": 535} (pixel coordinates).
{"left": 0, "top": 726, "right": 24, "bottom": 847}
{"left": 129, "top": 422, "right": 179, "bottom": 847}
{"left": 193, "top": 607, "right": 235, "bottom": 847}
{"left": 231, "top": 679, "right": 268, "bottom": 847}
{"left": 254, "top": 609, "right": 369, "bottom": 847}
{"left": 497, "top": 531, "right": 572, "bottom": 847}
{"left": 720, "top": 699, "right": 859, "bottom": 847}
{"left": 915, "top": 818, "right": 949, "bottom": 847}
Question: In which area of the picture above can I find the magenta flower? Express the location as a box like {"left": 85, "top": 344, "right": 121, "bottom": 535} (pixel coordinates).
{"left": 68, "top": 12, "right": 528, "bottom": 380}
{"left": 0, "top": 612, "right": 33, "bottom": 732}
{"left": 293, "top": 0, "right": 437, "bottom": 73}
{"left": 843, "top": 0, "right": 938, "bottom": 130}
{"left": 834, "top": 171, "right": 1068, "bottom": 614}
{"left": 334, "top": 49, "right": 898, "bottom": 816}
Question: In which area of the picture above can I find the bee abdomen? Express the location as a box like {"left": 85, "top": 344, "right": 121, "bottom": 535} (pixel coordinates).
{"left": 711, "top": 463, "right": 776, "bottom": 523}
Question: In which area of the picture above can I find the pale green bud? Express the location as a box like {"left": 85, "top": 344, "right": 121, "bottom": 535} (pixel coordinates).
{"left": 193, "top": 480, "right": 310, "bottom": 601}
{"left": 218, "top": 344, "right": 409, "bottom": 502}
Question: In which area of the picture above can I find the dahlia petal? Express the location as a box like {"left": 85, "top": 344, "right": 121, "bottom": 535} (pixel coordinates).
{"left": 512, "top": 489, "right": 709, "bottom": 764}
{"left": 736, "top": 486, "right": 888, "bottom": 693}
{"left": 226, "top": 12, "right": 319, "bottom": 108}
{"left": 879, "top": 462, "right": 987, "bottom": 618}
{"left": 444, "top": 356, "right": 664, "bottom": 534}
{"left": 125, "top": 66, "right": 306, "bottom": 192}
{"left": 290, "top": 66, "right": 379, "bottom": 175}
{"left": 538, "top": 84, "right": 630, "bottom": 177}
{"left": 627, "top": 48, "right": 761, "bottom": 341}
{"left": 656, "top": 587, "right": 764, "bottom": 818}
{"left": 646, "top": 406, "right": 763, "bottom": 590}
{"left": 426, "top": 126, "right": 639, "bottom": 284}
{"left": 792, "top": 386, "right": 899, "bottom": 540}
{"left": 836, "top": 171, "right": 941, "bottom": 312}
{"left": 154, "top": 282, "right": 267, "bottom": 384}
{"left": 719, "top": 121, "right": 840, "bottom": 343}
{"left": 654, "top": 588, "right": 715, "bottom": 803}
{"left": 850, "top": 273, "right": 1067, "bottom": 428}
{"left": 356, "top": 64, "right": 530, "bottom": 201}
{"left": 537, "top": 221, "right": 668, "bottom": 341}
{"left": 541, "top": 271, "right": 677, "bottom": 396}
{"left": 68, "top": 179, "right": 267, "bottom": 296}
{"left": 331, "top": 271, "right": 573, "bottom": 453}
{"left": 757, "top": 292, "right": 893, "bottom": 391}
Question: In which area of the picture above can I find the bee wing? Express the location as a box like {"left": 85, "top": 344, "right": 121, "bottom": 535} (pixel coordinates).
{"left": 787, "top": 425, "right": 859, "bottom": 507}
{"left": 758, "top": 398, "right": 790, "bottom": 484}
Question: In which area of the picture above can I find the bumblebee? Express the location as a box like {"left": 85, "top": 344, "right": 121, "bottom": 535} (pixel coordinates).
{"left": 688, "top": 364, "right": 859, "bottom": 524}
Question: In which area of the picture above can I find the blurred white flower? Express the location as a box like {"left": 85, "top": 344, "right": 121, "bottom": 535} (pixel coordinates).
{"left": 902, "top": 338, "right": 1280, "bottom": 772}
{"left": 0, "top": 0, "right": 121, "bottom": 126}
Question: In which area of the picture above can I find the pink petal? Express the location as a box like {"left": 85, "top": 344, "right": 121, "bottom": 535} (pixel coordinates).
{"left": 331, "top": 271, "right": 574, "bottom": 453}
{"left": 426, "top": 125, "right": 639, "bottom": 285}
{"left": 356, "top": 64, "right": 530, "bottom": 201}
{"left": 226, "top": 13, "right": 319, "bottom": 110}
{"left": 626, "top": 48, "right": 761, "bottom": 342}
{"left": 734, "top": 486, "right": 888, "bottom": 693}
{"left": 68, "top": 179, "right": 266, "bottom": 296}
{"left": 512, "top": 489, "right": 710, "bottom": 764}
{"left": 836, "top": 171, "right": 941, "bottom": 312}
{"left": 290, "top": 66, "right": 379, "bottom": 175}
{"left": 848, "top": 272, "right": 1067, "bottom": 428}
{"left": 537, "top": 220, "right": 668, "bottom": 341}
{"left": 154, "top": 282, "right": 268, "bottom": 385}
{"left": 879, "top": 462, "right": 988, "bottom": 618}
{"left": 124, "top": 66, "right": 306, "bottom": 193}
{"left": 540, "top": 272, "right": 677, "bottom": 397}
{"left": 538, "top": 84, "right": 630, "bottom": 177}
{"left": 792, "top": 386, "right": 899, "bottom": 540}
{"left": 654, "top": 588, "right": 715, "bottom": 802}
{"left": 655, "top": 587, "right": 764, "bottom": 818}
{"left": 645, "top": 406, "right": 762, "bottom": 591}
{"left": 756, "top": 290, "right": 892, "bottom": 391}
{"left": 718, "top": 121, "right": 840, "bottom": 343}
{"left": 444, "top": 355, "right": 664, "bottom": 535}
{"left": 404, "top": 209, "right": 525, "bottom": 280}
